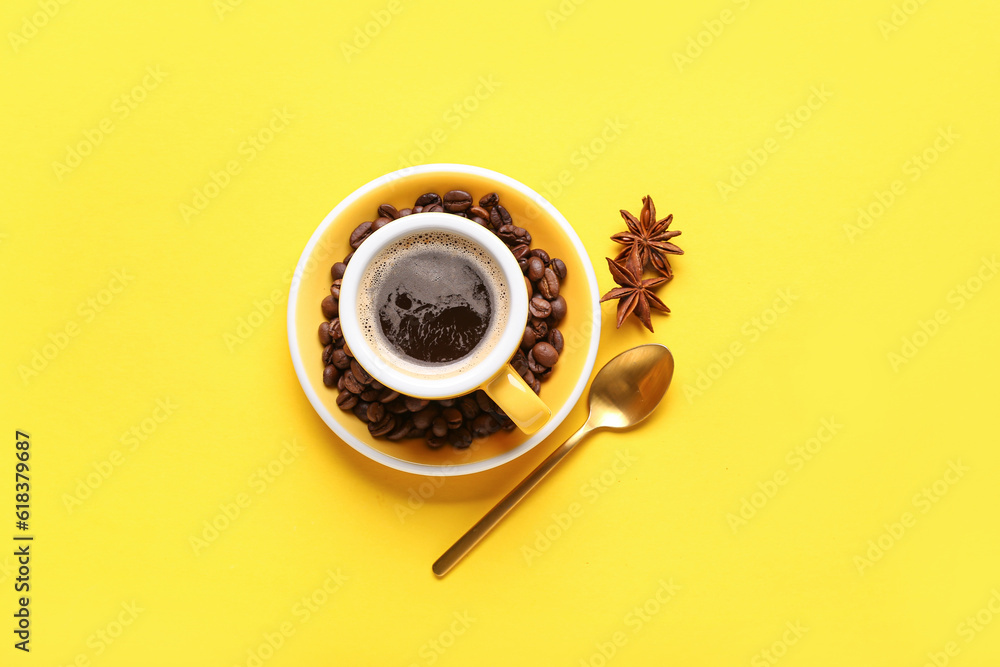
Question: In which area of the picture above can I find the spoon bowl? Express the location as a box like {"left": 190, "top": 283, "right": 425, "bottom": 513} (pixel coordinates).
{"left": 588, "top": 344, "right": 675, "bottom": 430}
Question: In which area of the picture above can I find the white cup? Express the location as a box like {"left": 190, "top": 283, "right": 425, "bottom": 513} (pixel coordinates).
{"left": 338, "top": 212, "right": 551, "bottom": 433}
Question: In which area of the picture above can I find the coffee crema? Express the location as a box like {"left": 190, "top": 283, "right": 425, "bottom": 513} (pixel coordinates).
{"left": 357, "top": 231, "right": 510, "bottom": 379}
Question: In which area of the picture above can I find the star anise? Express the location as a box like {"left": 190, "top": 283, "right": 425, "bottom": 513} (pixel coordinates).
{"left": 600, "top": 250, "right": 670, "bottom": 332}
{"left": 611, "top": 195, "right": 683, "bottom": 277}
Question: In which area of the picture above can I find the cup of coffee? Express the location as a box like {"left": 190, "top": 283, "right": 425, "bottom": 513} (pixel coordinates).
{"left": 338, "top": 211, "right": 551, "bottom": 433}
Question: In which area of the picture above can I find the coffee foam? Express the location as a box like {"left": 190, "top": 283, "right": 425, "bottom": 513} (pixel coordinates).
{"left": 357, "top": 231, "right": 510, "bottom": 379}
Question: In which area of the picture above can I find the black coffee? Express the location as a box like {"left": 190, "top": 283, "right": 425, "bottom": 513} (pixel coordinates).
{"left": 359, "top": 232, "right": 509, "bottom": 376}
{"left": 377, "top": 251, "right": 491, "bottom": 363}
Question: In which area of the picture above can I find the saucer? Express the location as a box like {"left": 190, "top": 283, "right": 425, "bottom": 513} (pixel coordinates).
{"left": 287, "top": 164, "right": 601, "bottom": 476}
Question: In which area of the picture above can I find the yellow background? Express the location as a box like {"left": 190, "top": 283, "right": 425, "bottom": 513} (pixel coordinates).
{"left": 2, "top": 0, "right": 999, "bottom": 665}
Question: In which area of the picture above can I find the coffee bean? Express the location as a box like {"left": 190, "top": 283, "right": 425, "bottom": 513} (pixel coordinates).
{"left": 497, "top": 224, "right": 530, "bottom": 246}
{"left": 387, "top": 420, "right": 411, "bottom": 440}
{"left": 321, "top": 295, "right": 338, "bottom": 319}
{"left": 353, "top": 401, "right": 371, "bottom": 422}
{"left": 424, "top": 204, "right": 444, "bottom": 213}
{"left": 337, "top": 376, "right": 346, "bottom": 393}
{"left": 367, "top": 401, "right": 385, "bottom": 423}
{"left": 426, "top": 436, "right": 448, "bottom": 449}
{"left": 386, "top": 398, "right": 408, "bottom": 414}
{"left": 415, "top": 193, "right": 441, "bottom": 207}
{"left": 342, "top": 342, "right": 353, "bottom": 357}
{"left": 343, "top": 370, "right": 365, "bottom": 394}
{"left": 511, "top": 351, "right": 530, "bottom": 377}
{"left": 323, "top": 365, "right": 340, "bottom": 388}
{"left": 368, "top": 413, "right": 396, "bottom": 437}
{"left": 549, "top": 258, "right": 567, "bottom": 279}
{"left": 350, "top": 360, "right": 372, "bottom": 384}
{"left": 378, "top": 203, "right": 399, "bottom": 219}
{"left": 458, "top": 397, "right": 480, "bottom": 420}
{"left": 452, "top": 211, "right": 469, "bottom": 218}
{"left": 470, "top": 216, "right": 489, "bottom": 227}
{"left": 529, "top": 296, "right": 552, "bottom": 319}
{"left": 398, "top": 207, "right": 413, "bottom": 216}
{"left": 360, "top": 388, "right": 381, "bottom": 402}
{"left": 548, "top": 295, "right": 567, "bottom": 323}
{"left": 475, "top": 390, "right": 498, "bottom": 412}
{"left": 379, "top": 389, "right": 400, "bottom": 403}
{"left": 529, "top": 377, "right": 542, "bottom": 394}
{"left": 469, "top": 205, "right": 490, "bottom": 220}
{"left": 471, "top": 413, "right": 499, "bottom": 437}
{"left": 322, "top": 344, "right": 335, "bottom": 365}
{"left": 438, "top": 398, "right": 456, "bottom": 407}
{"left": 449, "top": 427, "right": 472, "bottom": 448}
{"left": 443, "top": 190, "right": 473, "bottom": 212}
{"left": 331, "top": 348, "right": 350, "bottom": 369}
{"left": 412, "top": 407, "right": 438, "bottom": 430}
{"left": 518, "top": 257, "right": 529, "bottom": 274}
{"left": 530, "top": 249, "right": 550, "bottom": 263}
{"left": 412, "top": 205, "right": 424, "bottom": 214}
{"left": 405, "top": 396, "right": 429, "bottom": 412}
{"left": 490, "top": 206, "right": 513, "bottom": 230}
{"left": 527, "top": 256, "right": 545, "bottom": 281}
{"left": 370, "top": 379, "right": 384, "bottom": 391}
{"left": 521, "top": 326, "right": 537, "bottom": 350}
{"left": 349, "top": 221, "right": 373, "bottom": 248}
{"left": 511, "top": 244, "right": 531, "bottom": 260}
{"left": 442, "top": 407, "right": 463, "bottom": 429}
{"left": 336, "top": 390, "right": 358, "bottom": 409}
{"left": 532, "top": 341, "right": 559, "bottom": 367}
{"left": 527, "top": 349, "right": 547, "bottom": 375}
{"left": 371, "top": 217, "right": 391, "bottom": 232}
{"left": 539, "top": 268, "right": 560, "bottom": 299}
{"left": 529, "top": 318, "right": 549, "bottom": 339}
{"left": 319, "top": 321, "right": 332, "bottom": 346}
{"left": 330, "top": 279, "right": 342, "bottom": 300}
{"left": 479, "top": 192, "right": 499, "bottom": 208}
{"left": 327, "top": 319, "right": 341, "bottom": 342}
{"left": 522, "top": 369, "right": 535, "bottom": 385}
{"left": 548, "top": 328, "right": 564, "bottom": 353}
{"left": 524, "top": 276, "right": 533, "bottom": 299}
{"left": 431, "top": 417, "right": 448, "bottom": 438}
{"left": 331, "top": 262, "right": 347, "bottom": 279}
{"left": 343, "top": 250, "right": 354, "bottom": 265}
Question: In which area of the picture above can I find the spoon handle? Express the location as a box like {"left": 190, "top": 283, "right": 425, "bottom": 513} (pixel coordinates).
{"left": 433, "top": 422, "right": 593, "bottom": 577}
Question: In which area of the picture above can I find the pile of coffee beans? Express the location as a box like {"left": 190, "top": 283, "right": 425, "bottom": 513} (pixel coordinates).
{"left": 319, "top": 190, "right": 568, "bottom": 449}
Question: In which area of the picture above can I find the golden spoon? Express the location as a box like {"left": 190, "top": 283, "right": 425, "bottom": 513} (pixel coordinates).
{"left": 433, "top": 344, "right": 675, "bottom": 577}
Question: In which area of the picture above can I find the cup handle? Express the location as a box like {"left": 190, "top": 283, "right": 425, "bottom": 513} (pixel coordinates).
{"left": 482, "top": 364, "right": 552, "bottom": 434}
